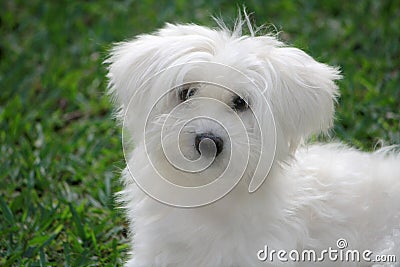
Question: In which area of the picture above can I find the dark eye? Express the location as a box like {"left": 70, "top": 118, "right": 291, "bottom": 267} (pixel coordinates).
{"left": 178, "top": 84, "right": 197, "bottom": 102}
{"left": 232, "top": 96, "right": 248, "bottom": 111}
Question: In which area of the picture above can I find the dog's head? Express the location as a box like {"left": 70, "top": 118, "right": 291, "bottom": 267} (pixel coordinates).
{"left": 106, "top": 21, "right": 341, "bottom": 204}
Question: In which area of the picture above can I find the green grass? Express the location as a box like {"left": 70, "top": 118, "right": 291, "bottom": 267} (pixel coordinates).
{"left": 1, "top": 1, "right": 399, "bottom": 266}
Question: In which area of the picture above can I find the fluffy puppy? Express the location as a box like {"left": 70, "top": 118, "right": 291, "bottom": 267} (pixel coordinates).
{"left": 106, "top": 17, "right": 400, "bottom": 267}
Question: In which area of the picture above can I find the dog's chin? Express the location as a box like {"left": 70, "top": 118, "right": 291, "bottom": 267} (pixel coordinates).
{"left": 144, "top": 143, "right": 231, "bottom": 188}
{"left": 128, "top": 128, "right": 263, "bottom": 189}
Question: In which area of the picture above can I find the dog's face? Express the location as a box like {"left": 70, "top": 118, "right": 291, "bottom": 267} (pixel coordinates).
{"left": 106, "top": 23, "right": 341, "bottom": 206}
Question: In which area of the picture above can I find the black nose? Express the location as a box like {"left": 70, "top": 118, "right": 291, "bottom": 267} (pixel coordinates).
{"left": 195, "top": 133, "right": 224, "bottom": 157}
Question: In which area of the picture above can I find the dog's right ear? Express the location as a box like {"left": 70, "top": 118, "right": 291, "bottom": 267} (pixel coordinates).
{"left": 105, "top": 33, "right": 165, "bottom": 111}
{"left": 105, "top": 23, "right": 214, "bottom": 113}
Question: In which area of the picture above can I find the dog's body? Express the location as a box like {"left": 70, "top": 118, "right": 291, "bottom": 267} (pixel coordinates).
{"left": 106, "top": 19, "right": 400, "bottom": 266}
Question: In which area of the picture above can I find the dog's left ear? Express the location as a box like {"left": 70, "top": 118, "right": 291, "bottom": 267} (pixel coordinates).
{"left": 259, "top": 44, "right": 342, "bottom": 147}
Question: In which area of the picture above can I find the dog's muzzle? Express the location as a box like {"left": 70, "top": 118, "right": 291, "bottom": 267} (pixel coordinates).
{"left": 195, "top": 133, "right": 223, "bottom": 157}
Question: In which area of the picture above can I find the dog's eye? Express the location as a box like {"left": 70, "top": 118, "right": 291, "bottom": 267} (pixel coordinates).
{"left": 232, "top": 96, "right": 249, "bottom": 111}
{"left": 178, "top": 84, "right": 198, "bottom": 102}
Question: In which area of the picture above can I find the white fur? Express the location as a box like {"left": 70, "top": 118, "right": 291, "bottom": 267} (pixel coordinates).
{"left": 106, "top": 19, "right": 400, "bottom": 267}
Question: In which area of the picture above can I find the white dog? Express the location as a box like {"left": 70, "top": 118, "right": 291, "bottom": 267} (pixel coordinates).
{"left": 106, "top": 17, "right": 400, "bottom": 267}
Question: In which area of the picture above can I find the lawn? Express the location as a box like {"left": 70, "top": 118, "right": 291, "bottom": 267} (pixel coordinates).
{"left": 1, "top": 1, "right": 399, "bottom": 266}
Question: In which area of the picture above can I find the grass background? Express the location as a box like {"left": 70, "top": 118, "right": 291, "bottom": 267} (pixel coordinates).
{"left": 1, "top": 0, "right": 399, "bottom": 266}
